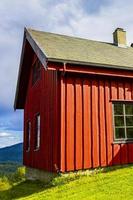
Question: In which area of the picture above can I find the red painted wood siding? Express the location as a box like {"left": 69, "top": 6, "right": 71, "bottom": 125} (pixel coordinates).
{"left": 23, "top": 58, "right": 133, "bottom": 173}
{"left": 60, "top": 74, "right": 133, "bottom": 172}
{"left": 24, "top": 57, "right": 60, "bottom": 172}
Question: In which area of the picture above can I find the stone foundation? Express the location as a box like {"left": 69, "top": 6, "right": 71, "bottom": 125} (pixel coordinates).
{"left": 25, "top": 167, "right": 57, "bottom": 183}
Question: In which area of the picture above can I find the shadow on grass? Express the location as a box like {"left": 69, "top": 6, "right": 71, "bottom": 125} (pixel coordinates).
{"left": 0, "top": 180, "right": 55, "bottom": 200}
{"left": 0, "top": 173, "right": 82, "bottom": 199}
{"left": 102, "top": 163, "right": 133, "bottom": 173}
{"left": 1, "top": 164, "right": 133, "bottom": 200}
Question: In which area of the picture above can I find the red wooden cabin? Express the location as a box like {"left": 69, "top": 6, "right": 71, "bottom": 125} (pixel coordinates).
{"left": 14, "top": 28, "right": 133, "bottom": 173}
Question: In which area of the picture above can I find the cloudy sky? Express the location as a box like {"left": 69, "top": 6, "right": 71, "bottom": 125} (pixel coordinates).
{"left": 0, "top": 0, "right": 133, "bottom": 148}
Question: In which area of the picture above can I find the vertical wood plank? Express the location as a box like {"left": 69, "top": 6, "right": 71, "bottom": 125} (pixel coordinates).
{"left": 60, "top": 76, "right": 66, "bottom": 172}
{"left": 66, "top": 77, "right": 75, "bottom": 171}
{"left": 118, "top": 82, "right": 124, "bottom": 100}
{"left": 46, "top": 71, "right": 50, "bottom": 170}
{"left": 111, "top": 81, "right": 117, "bottom": 100}
{"left": 92, "top": 80, "right": 99, "bottom": 168}
{"left": 105, "top": 81, "right": 113, "bottom": 166}
{"left": 128, "top": 144, "right": 133, "bottom": 163}
{"left": 113, "top": 144, "right": 121, "bottom": 165}
{"left": 83, "top": 80, "right": 92, "bottom": 169}
{"left": 41, "top": 68, "right": 46, "bottom": 169}
{"left": 120, "top": 144, "right": 128, "bottom": 164}
{"left": 49, "top": 71, "right": 53, "bottom": 171}
{"left": 75, "top": 78, "right": 83, "bottom": 170}
{"left": 125, "top": 82, "right": 132, "bottom": 100}
{"left": 99, "top": 80, "right": 107, "bottom": 166}
{"left": 52, "top": 71, "right": 60, "bottom": 172}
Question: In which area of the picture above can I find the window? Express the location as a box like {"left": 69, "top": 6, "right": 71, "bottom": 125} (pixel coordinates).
{"left": 34, "top": 114, "right": 40, "bottom": 150}
{"left": 113, "top": 103, "right": 133, "bottom": 141}
{"left": 26, "top": 121, "right": 31, "bottom": 151}
{"left": 32, "top": 60, "right": 41, "bottom": 85}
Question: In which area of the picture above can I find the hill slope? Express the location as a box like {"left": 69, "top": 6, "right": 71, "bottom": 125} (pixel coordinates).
{"left": 0, "top": 143, "right": 23, "bottom": 163}
{"left": 0, "top": 165, "right": 133, "bottom": 200}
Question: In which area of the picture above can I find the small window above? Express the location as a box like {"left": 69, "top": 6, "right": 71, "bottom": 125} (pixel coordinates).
{"left": 113, "top": 103, "right": 133, "bottom": 141}
{"left": 34, "top": 114, "right": 41, "bottom": 150}
{"left": 32, "top": 60, "right": 41, "bottom": 85}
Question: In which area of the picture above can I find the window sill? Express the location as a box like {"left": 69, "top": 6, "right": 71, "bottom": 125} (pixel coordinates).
{"left": 112, "top": 140, "right": 133, "bottom": 144}
{"left": 110, "top": 99, "right": 133, "bottom": 103}
{"left": 34, "top": 148, "right": 40, "bottom": 152}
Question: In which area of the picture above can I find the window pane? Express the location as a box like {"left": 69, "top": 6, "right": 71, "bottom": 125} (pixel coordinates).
{"left": 115, "top": 128, "right": 125, "bottom": 139}
{"left": 126, "top": 116, "right": 133, "bottom": 126}
{"left": 114, "top": 104, "right": 123, "bottom": 115}
{"left": 125, "top": 104, "right": 133, "bottom": 115}
{"left": 127, "top": 128, "right": 133, "bottom": 139}
{"left": 115, "top": 116, "right": 124, "bottom": 126}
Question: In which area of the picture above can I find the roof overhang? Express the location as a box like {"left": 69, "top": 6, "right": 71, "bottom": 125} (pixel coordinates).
{"left": 25, "top": 28, "right": 48, "bottom": 68}
{"left": 14, "top": 28, "right": 133, "bottom": 110}
{"left": 48, "top": 57, "right": 133, "bottom": 71}
{"left": 14, "top": 28, "right": 48, "bottom": 110}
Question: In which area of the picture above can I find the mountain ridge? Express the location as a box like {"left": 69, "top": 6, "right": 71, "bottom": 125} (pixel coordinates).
{"left": 0, "top": 143, "right": 23, "bottom": 163}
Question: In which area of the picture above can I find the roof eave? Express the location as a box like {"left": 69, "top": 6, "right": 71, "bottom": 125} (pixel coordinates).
{"left": 14, "top": 28, "right": 48, "bottom": 110}
{"left": 14, "top": 29, "right": 133, "bottom": 110}
{"left": 26, "top": 28, "right": 48, "bottom": 68}
{"left": 48, "top": 57, "right": 133, "bottom": 71}
{"left": 14, "top": 28, "right": 27, "bottom": 110}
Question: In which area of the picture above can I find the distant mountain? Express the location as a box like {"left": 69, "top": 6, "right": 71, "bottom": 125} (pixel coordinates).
{"left": 0, "top": 143, "right": 23, "bottom": 163}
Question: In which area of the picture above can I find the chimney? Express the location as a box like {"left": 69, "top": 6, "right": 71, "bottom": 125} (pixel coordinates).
{"left": 113, "top": 28, "right": 127, "bottom": 47}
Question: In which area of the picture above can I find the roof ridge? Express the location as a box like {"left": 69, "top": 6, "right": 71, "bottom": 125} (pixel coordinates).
{"left": 27, "top": 27, "right": 113, "bottom": 46}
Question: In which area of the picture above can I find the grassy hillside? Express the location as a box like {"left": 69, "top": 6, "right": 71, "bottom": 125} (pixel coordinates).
{"left": 0, "top": 143, "right": 23, "bottom": 163}
{"left": 0, "top": 165, "right": 133, "bottom": 200}
{"left": 0, "top": 162, "right": 22, "bottom": 176}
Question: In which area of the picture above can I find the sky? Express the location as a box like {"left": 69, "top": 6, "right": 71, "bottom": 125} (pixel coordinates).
{"left": 0, "top": 0, "right": 133, "bottom": 148}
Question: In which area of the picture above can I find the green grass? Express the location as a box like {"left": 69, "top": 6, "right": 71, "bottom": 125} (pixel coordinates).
{"left": 0, "top": 162, "right": 22, "bottom": 176}
{"left": 0, "top": 164, "right": 133, "bottom": 200}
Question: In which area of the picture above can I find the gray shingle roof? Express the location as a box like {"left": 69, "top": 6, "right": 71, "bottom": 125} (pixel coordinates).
{"left": 28, "top": 28, "right": 133, "bottom": 69}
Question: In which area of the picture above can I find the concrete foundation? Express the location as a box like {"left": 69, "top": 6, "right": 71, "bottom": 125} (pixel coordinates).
{"left": 25, "top": 167, "right": 57, "bottom": 183}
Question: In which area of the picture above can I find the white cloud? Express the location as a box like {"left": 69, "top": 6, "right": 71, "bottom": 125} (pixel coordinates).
{"left": 0, "top": 132, "right": 11, "bottom": 137}
{"left": 0, "top": 131, "right": 22, "bottom": 148}
{"left": 0, "top": 0, "right": 84, "bottom": 109}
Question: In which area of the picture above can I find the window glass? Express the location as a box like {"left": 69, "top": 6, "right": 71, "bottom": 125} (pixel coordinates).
{"left": 127, "top": 128, "right": 133, "bottom": 139}
{"left": 114, "top": 104, "right": 123, "bottom": 115}
{"left": 125, "top": 104, "right": 133, "bottom": 115}
{"left": 115, "top": 116, "right": 124, "bottom": 126}
{"left": 126, "top": 116, "right": 133, "bottom": 126}
{"left": 115, "top": 128, "right": 125, "bottom": 139}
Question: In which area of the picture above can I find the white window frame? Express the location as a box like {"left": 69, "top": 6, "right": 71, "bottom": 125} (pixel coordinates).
{"left": 34, "top": 114, "right": 41, "bottom": 150}
{"left": 113, "top": 102, "right": 133, "bottom": 141}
